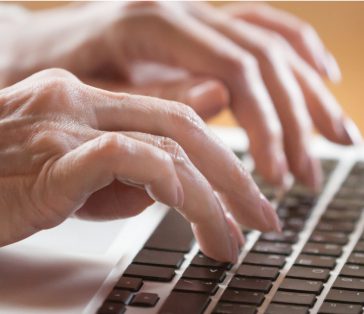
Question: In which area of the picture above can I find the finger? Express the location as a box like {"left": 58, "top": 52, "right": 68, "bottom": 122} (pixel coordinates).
{"left": 223, "top": 3, "right": 341, "bottom": 82}
{"left": 85, "top": 76, "right": 229, "bottom": 120}
{"left": 88, "top": 90, "right": 281, "bottom": 234}
{"left": 75, "top": 181, "right": 154, "bottom": 220}
{"left": 122, "top": 131, "right": 240, "bottom": 262}
{"left": 47, "top": 133, "right": 185, "bottom": 223}
{"left": 289, "top": 55, "right": 362, "bottom": 145}
{"left": 108, "top": 4, "right": 289, "bottom": 186}
{"left": 189, "top": 6, "right": 322, "bottom": 190}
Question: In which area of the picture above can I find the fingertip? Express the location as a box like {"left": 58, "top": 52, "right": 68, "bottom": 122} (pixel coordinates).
{"left": 185, "top": 79, "right": 230, "bottom": 119}
{"left": 341, "top": 117, "right": 363, "bottom": 146}
{"left": 322, "top": 51, "right": 342, "bottom": 84}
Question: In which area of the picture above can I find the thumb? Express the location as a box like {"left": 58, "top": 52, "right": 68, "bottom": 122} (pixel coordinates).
{"left": 85, "top": 77, "right": 230, "bottom": 120}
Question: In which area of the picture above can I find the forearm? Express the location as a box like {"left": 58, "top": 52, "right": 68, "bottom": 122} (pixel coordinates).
{"left": 0, "top": 4, "right": 111, "bottom": 88}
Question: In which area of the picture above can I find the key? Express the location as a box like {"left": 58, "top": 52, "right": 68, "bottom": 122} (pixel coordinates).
{"left": 228, "top": 277, "right": 272, "bottom": 293}
{"left": 212, "top": 302, "right": 257, "bottom": 314}
{"left": 326, "top": 289, "right": 364, "bottom": 304}
{"left": 348, "top": 252, "right": 364, "bottom": 265}
{"left": 266, "top": 303, "right": 309, "bottom": 314}
{"left": 333, "top": 276, "right": 364, "bottom": 291}
{"left": 107, "top": 290, "right": 133, "bottom": 304}
{"left": 174, "top": 279, "right": 218, "bottom": 295}
{"left": 322, "top": 209, "right": 360, "bottom": 221}
{"left": 182, "top": 266, "right": 226, "bottom": 282}
{"left": 272, "top": 291, "right": 316, "bottom": 307}
{"left": 159, "top": 291, "right": 210, "bottom": 314}
{"left": 244, "top": 253, "right": 286, "bottom": 268}
{"left": 124, "top": 264, "right": 175, "bottom": 282}
{"left": 97, "top": 302, "right": 126, "bottom": 314}
{"left": 220, "top": 289, "right": 264, "bottom": 305}
{"left": 144, "top": 210, "right": 194, "bottom": 252}
{"left": 287, "top": 266, "right": 330, "bottom": 282}
{"left": 354, "top": 241, "right": 364, "bottom": 252}
{"left": 130, "top": 293, "right": 159, "bottom": 307}
{"left": 191, "top": 253, "right": 231, "bottom": 269}
{"left": 310, "top": 231, "right": 348, "bottom": 245}
{"left": 277, "top": 206, "right": 310, "bottom": 219}
{"left": 260, "top": 230, "right": 298, "bottom": 243}
{"left": 252, "top": 241, "right": 292, "bottom": 255}
{"left": 295, "top": 254, "right": 336, "bottom": 269}
{"left": 115, "top": 277, "right": 143, "bottom": 291}
{"left": 282, "top": 217, "right": 305, "bottom": 231}
{"left": 279, "top": 278, "right": 323, "bottom": 294}
{"left": 329, "top": 198, "right": 363, "bottom": 211}
{"left": 319, "top": 301, "right": 362, "bottom": 314}
{"left": 341, "top": 264, "right": 364, "bottom": 278}
{"left": 236, "top": 265, "right": 279, "bottom": 280}
{"left": 302, "top": 243, "right": 342, "bottom": 257}
{"left": 133, "top": 249, "right": 185, "bottom": 268}
{"left": 315, "top": 221, "right": 355, "bottom": 233}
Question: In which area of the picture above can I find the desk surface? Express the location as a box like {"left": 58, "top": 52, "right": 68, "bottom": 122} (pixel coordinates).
{"left": 16, "top": 1, "right": 364, "bottom": 132}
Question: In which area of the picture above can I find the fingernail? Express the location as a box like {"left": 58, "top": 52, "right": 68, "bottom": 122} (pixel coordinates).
{"left": 342, "top": 117, "right": 363, "bottom": 145}
{"left": 225, "top": 211, "right": 244, "bottom": 248}
{"left": 260, "top": 194, "right": 281, "bottom": 233}
{"left": 175, "top": 183, "right": 184, "bottom": 208}
{"left": 302, "top": 156, "right": 322, "bottom": 193}
{"left": 322, "top": 51, "right": 342, "bottom": 83}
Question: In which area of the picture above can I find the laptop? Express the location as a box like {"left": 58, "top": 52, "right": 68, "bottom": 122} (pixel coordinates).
{"left": 1, "top": 126, "right": 363, "bottom": 314}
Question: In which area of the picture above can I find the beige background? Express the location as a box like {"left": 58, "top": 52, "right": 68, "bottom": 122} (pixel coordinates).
{"left": 12, "top": 1, "right": 364, "bottom": 132}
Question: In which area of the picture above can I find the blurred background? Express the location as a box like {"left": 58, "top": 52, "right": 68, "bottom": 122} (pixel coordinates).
{"left": 12, "top": 1, "right": 364, "bottom": 132}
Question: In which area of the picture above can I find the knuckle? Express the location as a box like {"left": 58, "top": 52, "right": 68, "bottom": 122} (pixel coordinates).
{"left": 39, "top": 68, "right": 75, "bottom": 80}
{"left": 96, "top": 133, "right": 124, "bottom": 158}
{"left": 155, "top": 136, "right": 186, "bottom": 162}
{"left": 296, "top": 23, "right": 316, "bottom": 42}
{"left": 226, "top": 53, "right": 259, "bottom": 80}
{"left": 123, "top": 0, "right": 163, "bottom": 12}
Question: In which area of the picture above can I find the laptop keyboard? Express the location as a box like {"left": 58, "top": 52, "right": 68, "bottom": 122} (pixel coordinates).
{"left": 97, "top": 156, "right": 364, "bottom": 314}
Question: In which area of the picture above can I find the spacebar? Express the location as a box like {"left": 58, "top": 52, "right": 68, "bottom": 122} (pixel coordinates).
{"left": 144, "top": 209, "right": 195, "bottom": 253}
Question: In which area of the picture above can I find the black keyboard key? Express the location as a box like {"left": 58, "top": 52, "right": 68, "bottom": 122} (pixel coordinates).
{"left": 182, "top": 266, "right": 226, "bottom": 282}
{"left": 310, "top": 231, "right": 348, "bottom": 245}
{"left": 237, "top": 265, "right": 279, "bottom": 280}
{"left": 220, "top": 289, "right": 264, "bottom": 305}
{"left": 159, "top": 291, "right": 210, "bottom": 314}
{"left": 295, "top": 254, "right": 336, "bottom": 269}
{"left": 260, "top": 230, "right": 298, "bottom": 243}
{"left": 282, "top": 217, "right": 305, "bottom": 231}
{"left": 124, "top": 264, "right": 175, "bottom": 282}
{"left": 322, "top": 209, "right": 360, "bottom": 221}
{"left": 266, "top": 303, "right": 309, "bottom": 314}
{"left": 115, "top": 277, "right": 143, "bottom": 291}
{"left": 130, "top": 293, "right": 159, "bottom": 307}
{"left": 244, "top": 253, "right": 286, "bottom": 268}
{"left": 329, "top": 198, "right": 363, "bottom": 211}
{"left": 107, "top": 290, "right": 133, "bottom": 304}
{"left": 252, "top": 241, "right": 292, "bottom": 255}
{"left": 302, "top": 243, "right": 342, "bottom": 257}
{"left": 333, "top": 276, "right": 364, "bottom": 291}
{"left": 287, "top": 266, "right": 330, "bottom": 281}
{"left": 228, "top": 277, "right": 272, "bottom": 293}
{"left": 174, "top": 279, "right": 218, "bottom": 295}
{"left": 348, "top": 252, "right": 364, "bottom": 265}
{"left": 354, "top": 241, "right": 364, "bottom": 253}
{"left": 191, "top": 253, "right": 231, "bottom": 269}
{"left": 279, "top": 278, "right": 323, "bottom": 294}
{"left": 145, "top": 210, "right": 194, "bottom": 252}
{"left": 272, "top": 291, "right": 316, "bottom": 306}
{"left": 98, "top": 302, "right": 126, "bottom": 314}
{"left": 341, "top": 264, "right": 364, "bottom": 278}
{"left": 326, "top": 289, "right": 364, "bottom": 304}
{"left": 316, "top": 221, "right": 355, "bottom": 233}
{"left": 133, "top": 249, "right": 185, "bottom": 268}
{"left": 319, "top": 301, "right": 362, "bottom": 314}
{"left": 212, "top": 302, "right": 257, "bottom": 314}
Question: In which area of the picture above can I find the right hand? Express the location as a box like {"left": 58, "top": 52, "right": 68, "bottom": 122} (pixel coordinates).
{"left": 0, "top": 68, "right": 281, "bottom": 262}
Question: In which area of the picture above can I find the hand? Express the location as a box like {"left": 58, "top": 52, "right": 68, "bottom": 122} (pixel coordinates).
{"left": 0, "top": 68, "right": 281, "bottom": 262}
{"left": 2, "top": 2, "right": 361, "bottom": 191}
